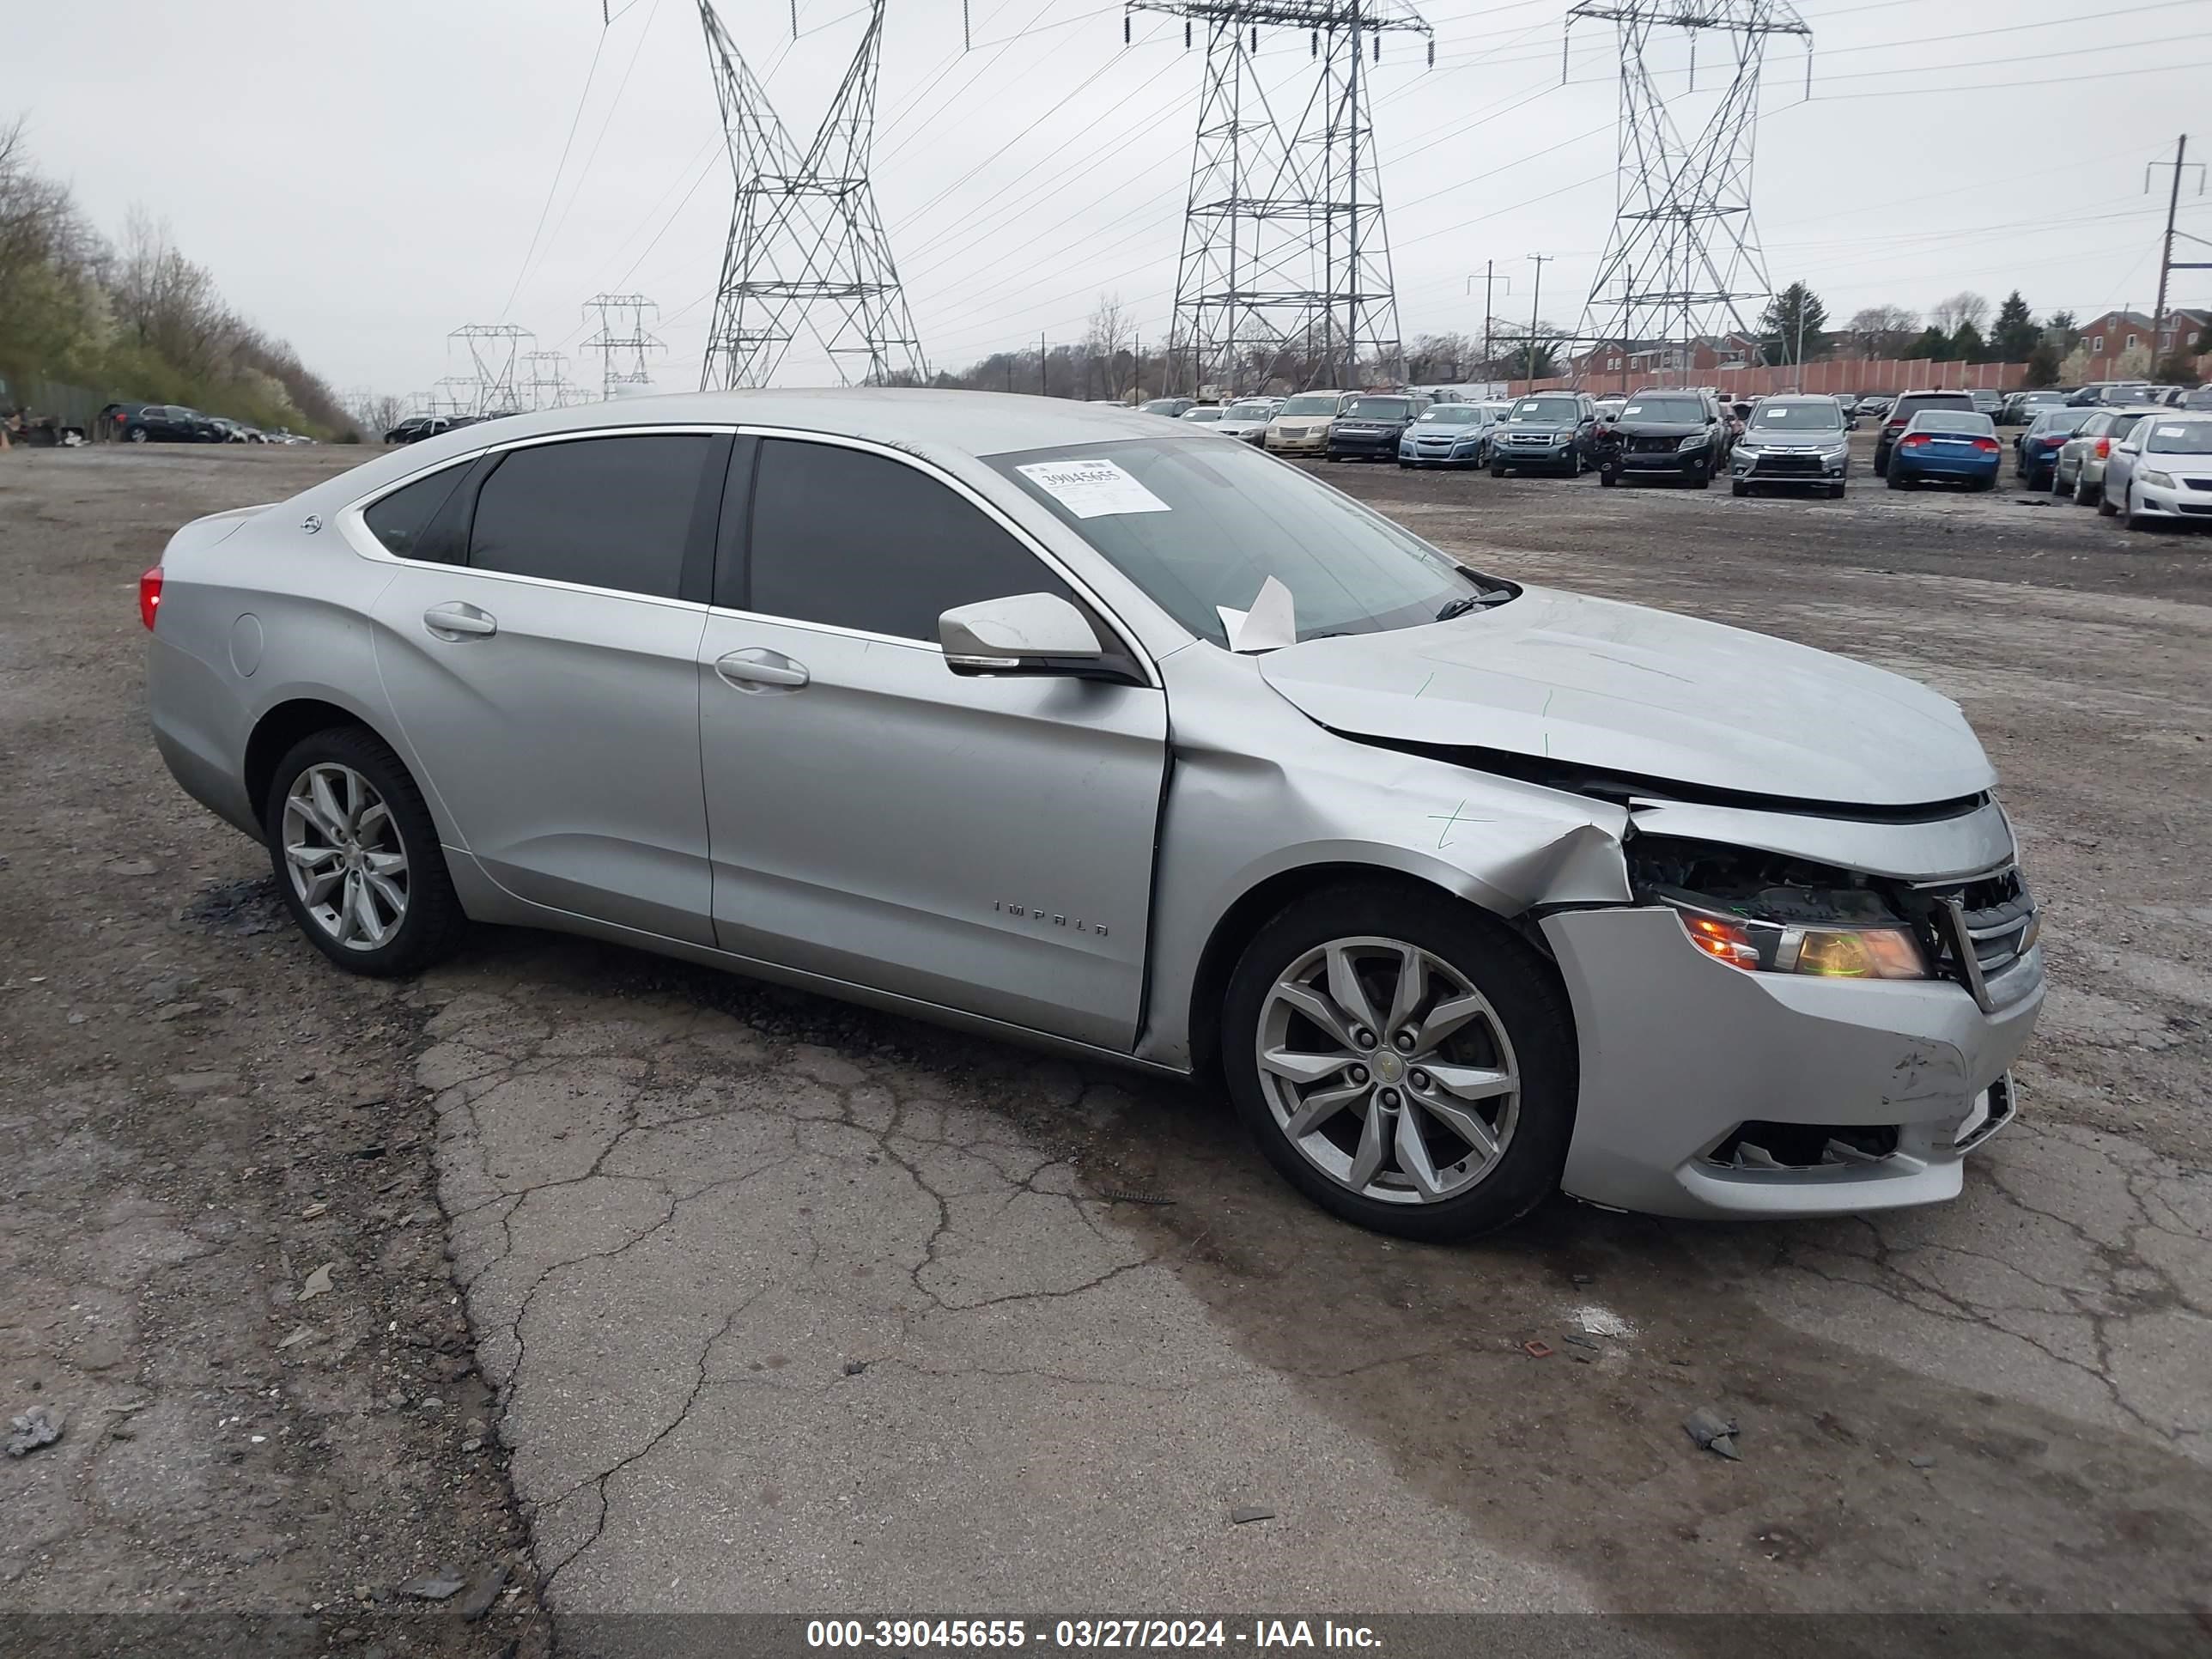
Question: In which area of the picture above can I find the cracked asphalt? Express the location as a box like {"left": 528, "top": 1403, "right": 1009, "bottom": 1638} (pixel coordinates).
{"left": 3, "top": 441, "right": 2208, "bottom": 1645}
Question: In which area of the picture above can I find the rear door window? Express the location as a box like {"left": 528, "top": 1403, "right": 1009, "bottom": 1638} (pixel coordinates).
{"left": 467, "top": 434, "right": 721, "bottom": 600}
{"left": 739, "top": 439, "right": 1072, "bottom": 641}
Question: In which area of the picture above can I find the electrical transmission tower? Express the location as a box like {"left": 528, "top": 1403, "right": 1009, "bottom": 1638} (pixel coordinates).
{"left": 449, "top": 324, "right": 535, "bottom": 413}
{"left": 581, "top": 293, "right": 666, "bottom": 398}
{"left": 430, "top": 377, "right": 481, "bottom": 417}
{"left": 520, "top": 351, "right": 580, "bottom": 410}
{"left": 1132, "top": 0, "right": 1431, "bottom": 398}
{"left": 696, "top": 0, "right": 927, "bottom": 387}
{"left": 1569, "top": 0, "right": 1810, "bottom": 386}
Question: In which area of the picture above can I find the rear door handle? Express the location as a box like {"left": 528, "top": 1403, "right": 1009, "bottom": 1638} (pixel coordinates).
{"left": 714, "top": 647, "right": 809, "bottom": 691}
{"left": 423, "top": 603, "right": 497, "bottom": 640}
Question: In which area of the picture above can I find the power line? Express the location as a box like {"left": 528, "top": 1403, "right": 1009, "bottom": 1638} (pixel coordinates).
{"left": 499, "top": 24, "right": 614, "bottom": 320}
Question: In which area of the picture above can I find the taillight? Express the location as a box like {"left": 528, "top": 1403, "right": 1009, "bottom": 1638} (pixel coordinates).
{"left": 1899, "top": 434, "right": 1932, "bottom": 447}
{"left": 1886, "top": 417, "right": 1906, "bottom": 429}
{"left": 2095, "top": 437, "right": 2112, "bottom": 458}
{"left": 1972, "top": 437, "right": 2000, "bottom": 453}
{"left": 138, "top": 567, "right": 162, "bottom": 630}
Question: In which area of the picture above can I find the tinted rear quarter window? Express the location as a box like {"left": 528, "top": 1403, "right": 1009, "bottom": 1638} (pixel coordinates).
{"left": 469, "top": 434, "right": 716, "bottom": 599}
{"left": 742, "top": 440, "right": 1071, "bottom": 641}
{"left": 364, "top": 462, "right": 477, "bottom": 563}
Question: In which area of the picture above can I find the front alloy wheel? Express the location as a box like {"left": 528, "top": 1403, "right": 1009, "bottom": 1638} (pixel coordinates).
{"left": 1255, "top": 938, "right": 1520, "bottom": 1206}
{"left": 1224, "top": 884, "right": 1576, "bottom": 1241}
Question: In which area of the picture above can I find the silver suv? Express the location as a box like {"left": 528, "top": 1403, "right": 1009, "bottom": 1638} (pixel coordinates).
{"left": 143, "top": 392, "right": 2042, "bottom": 1237}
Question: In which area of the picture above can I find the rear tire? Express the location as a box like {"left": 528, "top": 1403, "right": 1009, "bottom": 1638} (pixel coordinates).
{"left": 2074, "top": 471, "right": 2098, "bottom": 506}
{"left": 263, "top": 726, "right": 466, "bottom": 978}
{"left": 1887, "top": 468, "right": 1907, "bottom": 489}
{"left": 1221, "top": 883, "right": 1577, "bottom": 1243}
{"left": 127, "top": 427, "right": 148, "bottom": 443}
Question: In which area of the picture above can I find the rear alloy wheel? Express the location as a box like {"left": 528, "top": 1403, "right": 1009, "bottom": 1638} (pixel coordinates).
{"left": 264, "top": 727, "right": 465, "bottom": 977}
{"left": 1223, "top": 884, "right": 1575, "bottom": 1242}
{"left": 127, "top": 427, "right": 149, "bottom": 443}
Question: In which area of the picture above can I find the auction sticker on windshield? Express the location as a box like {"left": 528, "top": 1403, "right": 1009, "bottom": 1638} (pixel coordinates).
{"left": 1015, "top": 458, "right": 1172, "bottom": 519}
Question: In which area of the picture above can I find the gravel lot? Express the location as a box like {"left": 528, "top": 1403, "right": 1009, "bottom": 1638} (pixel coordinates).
{"left": 1, "top": 436, "right": 2206, "bottom": 1647}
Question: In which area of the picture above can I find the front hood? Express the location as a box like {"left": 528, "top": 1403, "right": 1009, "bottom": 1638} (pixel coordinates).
{"left": 1256, "top": 586, "right": 1995, "bottom": 808}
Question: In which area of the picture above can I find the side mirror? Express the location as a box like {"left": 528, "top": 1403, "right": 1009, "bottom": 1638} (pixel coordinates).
{"left": 939, "top": 592, "right": 1105, "bottom": 677}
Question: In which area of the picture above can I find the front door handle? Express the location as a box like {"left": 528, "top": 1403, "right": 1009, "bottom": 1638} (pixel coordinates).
{"left": 714, "top": 647, "right": 809, "bottom": 691}
{"left": 423, "top": 603, "right": 497, "bottom": 640}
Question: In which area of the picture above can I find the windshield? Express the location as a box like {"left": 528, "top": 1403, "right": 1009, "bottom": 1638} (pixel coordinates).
{"left": 1223, "top": 400, "right": 1274, "bottom": 420}
{"left": 1620, "top": 395, "right": 1705, "bottom": 422}
{"left": 1181, "top": 407, "right": 1222, "bottom": 422}
{"left": 1416, "top": 406, "right": 1481, "bottom": 425}
{"left": 1911, "top": 411, "right": 1992, "bottom": 434}
{"left": 1279, "top": 393, "right": 1343, "bottom": 416}
{"left": 1751, "top": 402, "right": 1844, "bottom": 431}
{"left": 1509, "top": 396, "right": 1579, "bottom": 422}
{"left": 1342, "top": 397, "right": 1412, "bottom": 421}
{"left": 988, "top": 439, "right": 1501, "bottom": 648}
{"left": 2144, "top": 420, "right": 2212, "bottom": 453}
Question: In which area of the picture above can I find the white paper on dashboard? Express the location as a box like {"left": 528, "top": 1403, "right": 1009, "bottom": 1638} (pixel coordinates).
{"left": 1014, "top": 457, "right": 1172, "bottom": 520}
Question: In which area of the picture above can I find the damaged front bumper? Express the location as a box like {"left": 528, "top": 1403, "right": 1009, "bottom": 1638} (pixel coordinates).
{"left": 1540, "top": 902, "right": 2042, "bottom": 1219}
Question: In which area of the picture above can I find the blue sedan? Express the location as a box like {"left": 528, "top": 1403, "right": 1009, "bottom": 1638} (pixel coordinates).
{"left": 2014, "top": 407, "right": 2099, "bottom": 489}
{"left": 1887, "top": 410, "right": 2003, "bottom": 491}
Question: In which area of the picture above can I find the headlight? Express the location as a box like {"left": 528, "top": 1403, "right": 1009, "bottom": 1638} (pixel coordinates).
{"left": 2142, "top": 469, "right": 2175, "bottom": 489}
{"left": 1678, "top": 434, "right": 1710, "bottom": 451}
{"left": 1632, "top": 838, "right": 1934, "bottom": 982}
{"left": 1673, "top": 904, "right": 1929, "bottom": 980}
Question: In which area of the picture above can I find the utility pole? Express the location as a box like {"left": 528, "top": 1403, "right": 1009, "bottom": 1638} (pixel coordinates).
{"left": 1793, "top": 286, "right": 1808, "bottom": 392}
{"left": 2148, "top": 135, "right": 2208, "bottom": 375}
{"left": 1041, "top": 331, "right": 1048, "bottom": 397}
{"left": 1526, "top": 253, "right": 1551, "bottom": 388}
{"left": 1468, "top": 263, "right": 1510, "bottom": 392}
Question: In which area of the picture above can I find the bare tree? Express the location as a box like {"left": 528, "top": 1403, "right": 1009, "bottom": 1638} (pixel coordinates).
{"left": 1842, "top": 304, "right": 1917, "bottom": 360}
{"left": 1085, "top": 294, "right": 1133, "bottom": 400}
{"left": 1929, "top": 291, "right": 1990, "bottom": 337}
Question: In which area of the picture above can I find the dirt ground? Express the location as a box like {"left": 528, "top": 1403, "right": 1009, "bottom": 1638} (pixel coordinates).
{"left": 1, "top": 435, "right": 2207, "bottom": 1651}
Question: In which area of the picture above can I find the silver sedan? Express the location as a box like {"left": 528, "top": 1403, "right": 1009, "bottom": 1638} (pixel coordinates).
{"left": 144, "top": 390, "right": 2043, "bottom": 1238}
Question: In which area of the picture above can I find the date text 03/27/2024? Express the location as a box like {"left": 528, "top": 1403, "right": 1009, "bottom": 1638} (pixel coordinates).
{"left": 805, "top": 1620, "right": 1380, "bottom": 1650}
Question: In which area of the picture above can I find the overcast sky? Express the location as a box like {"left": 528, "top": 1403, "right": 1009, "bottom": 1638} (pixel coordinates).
{"left": 9, "top": 0, "right": 2211, "bottom": 399}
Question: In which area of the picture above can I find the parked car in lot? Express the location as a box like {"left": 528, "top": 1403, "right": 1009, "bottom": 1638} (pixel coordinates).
{"left": 1887, "top": 410, "right": 2002, "bottom": 490}
{"left": 1398, "top": 402, "right": 1504, "bottom": 469}
{"left": 1854, "top": 394, "right": 1894, "bottom": 419}
{"left": 2102, "top": 414, "right": 2212, "bottom": 529}
{"left": 1833, "top": 398, "right": 1858, "bottom": 432}
{"left": 1140, "top": 398, "right": 1197, "bottom": 419}
{"left": 2000, "top": 390, "right": 2068, "bottom": 427}
{"left": 1873, "top": 389, "right": 1976, "bottom": 477}
{"left": 1178, "top": 405, "right": 1226, "bottom": 426}
{"left": 1595, "top": 389, "right": 1729, "bottom": 488}
{"left": 1969, "top": 389, "right": 2004, "bottom": 420}
{"left": 101, "top": 402, "right": 219, "bottom": 443}
{"left": 1490, "top": 391, "right": 1598, "bottom": 477}
{"left": 2185, "top": 386, "right": 2212, "bottom": 411}
{"left": 2014, "top": 407, "right": 2100, "bottom": 489}
{"left": 386, "top": 416, "right": 459, "bottom": 445}
{"left": 140, "top": 390, "right": 2043, "bottom": 1237}
{"left": 1728, "top": 395, "right": 1850, "bottom": 496}
{"left": 1592, "top": 396, "right": 1626, "bottom": 422}
{"left": 1210, "top": 397, "right": 1282, "bottom": 445}
{"left": 2053, "top": 407, "right": 2161, "bottom": 506}
{"left": 1328, "top": 392, "right": 1431, "bottom": 461}
{"left": 1265, "top": 390, "right": 1352, "bottom": 456}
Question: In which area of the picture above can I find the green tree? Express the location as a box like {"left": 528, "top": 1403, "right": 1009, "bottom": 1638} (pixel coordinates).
{"left": 2024, "top": 340, "right": 2061, "bottom": 388}
{"left": 2047, "top": 309, "right": 2081, "bottom": 353}
{"left": 1908, "top": 325, "right": 1952, "bottom": 362}
{"left": 1757, "top": 281, "right": 1828, "bottom": 365}
{"left": 1991, "top": 291, "right": 2039, "bottom": 362}
{"left": 1952, "top": 320, "right": 1989, "bottom": 362}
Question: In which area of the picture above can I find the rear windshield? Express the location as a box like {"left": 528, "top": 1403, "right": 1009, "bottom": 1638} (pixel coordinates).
{"left": 1911, "top": 411, "right": 1993, "bottom": 434}
{"left": 2144, "top": 420, "right": 2212, "bottom": 453}
{"left": 2031, "top": 410, "right": 2097, "bottom": 434}
{"left": 1895, "top": 394, "right": 1972, "bottom": 418}
{"left": 1752, "top": 402, "right": 1844, "bottom": 430}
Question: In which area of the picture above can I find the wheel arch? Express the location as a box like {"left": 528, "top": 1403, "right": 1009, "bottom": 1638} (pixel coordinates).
{"left": 1182, "top": 860, "right": 1565, "bottom": 1079}
{"left": 243, "top": 697, "right": 402, "bottom": 827}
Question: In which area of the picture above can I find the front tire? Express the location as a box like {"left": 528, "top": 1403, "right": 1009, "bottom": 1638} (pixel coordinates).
{"left": 263, "top": 726, "right": 465, "bottom": 978}
{"left": 1221, "top": 883, "right": 1577, "bottom": 1243}
{"left": 1490, "top": 462, "right": 1506, "bottom": 478}
{"left": 2124, "top": 484, "right": 2148, "bottom": 531}
{"left": 1731, "top": 478, "right": 1749, "bottom": 497}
